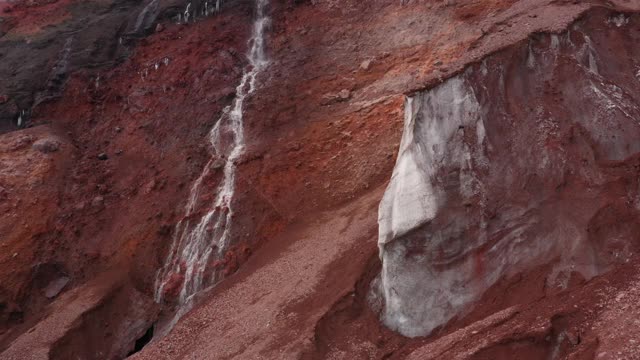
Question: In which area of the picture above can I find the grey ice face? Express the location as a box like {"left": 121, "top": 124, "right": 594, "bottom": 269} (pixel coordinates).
{"left": 375, "top": 16, "right": 640, "bottom": 337}
{"left": 377, "top": 76, "right": 491, "bottom": 338}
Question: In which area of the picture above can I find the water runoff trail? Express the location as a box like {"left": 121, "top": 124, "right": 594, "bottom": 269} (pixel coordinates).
{"left": 154, "top": 0, "right": 270, "bottom": 330}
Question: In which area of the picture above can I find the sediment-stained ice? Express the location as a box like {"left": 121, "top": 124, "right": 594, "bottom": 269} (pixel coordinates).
{"left": 376, "top": 17, "right": 640, "bottom": 337}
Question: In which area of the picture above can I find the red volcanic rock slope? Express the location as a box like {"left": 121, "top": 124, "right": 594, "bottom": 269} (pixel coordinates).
{"left": 3, "top": 0, "right": 640, "bottom": 359}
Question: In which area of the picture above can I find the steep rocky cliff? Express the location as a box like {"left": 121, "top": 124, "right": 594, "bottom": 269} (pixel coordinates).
{"left": 2, "top": 0, "right": 640, "bottom": 359}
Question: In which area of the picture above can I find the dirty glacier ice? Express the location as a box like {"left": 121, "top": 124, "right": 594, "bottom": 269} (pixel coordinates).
{"left": 375, "top": 19, "right": 640, "bottom": 337}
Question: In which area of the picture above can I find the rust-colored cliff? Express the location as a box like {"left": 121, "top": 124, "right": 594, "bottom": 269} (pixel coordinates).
{"left": 2, "top": 0, "right": 640, "bottom": 359}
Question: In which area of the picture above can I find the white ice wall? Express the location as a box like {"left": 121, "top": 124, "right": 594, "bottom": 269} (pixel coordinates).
{"left": 377, "top": 76, "right": 489, "bottom": 337}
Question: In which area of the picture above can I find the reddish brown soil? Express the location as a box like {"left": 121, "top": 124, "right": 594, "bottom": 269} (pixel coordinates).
{"left": 138, "top": 1, "right": 640, "bottom": 359}
{"left": 2, "top": 0, "right": 640, "bottom": 359}
{"left": 0, "top": 125, "right": 73, "bottom": 334}
{"left": 1, "top": 0, "right": 73, "bottom": 36}
{"left": 0, "top": 1, "right": 257, "bottom": 356}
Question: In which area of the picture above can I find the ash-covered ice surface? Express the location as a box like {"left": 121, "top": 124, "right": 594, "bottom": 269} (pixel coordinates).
{"left": 376, "top": 11, "right": 640, "bottom": 338}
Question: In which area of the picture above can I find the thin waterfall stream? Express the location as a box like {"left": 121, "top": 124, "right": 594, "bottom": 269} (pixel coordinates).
{"left": 154, "top": 0, "right": 270, "bottom": 329}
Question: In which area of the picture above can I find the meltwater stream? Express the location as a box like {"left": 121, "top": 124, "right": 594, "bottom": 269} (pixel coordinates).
{"left": 155, "top": 0, "right": 270, "bottom": 328}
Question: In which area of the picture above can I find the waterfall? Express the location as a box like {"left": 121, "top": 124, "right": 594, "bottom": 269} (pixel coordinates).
{"left": 154, "top": 0, "right": 270, "bottom": 326}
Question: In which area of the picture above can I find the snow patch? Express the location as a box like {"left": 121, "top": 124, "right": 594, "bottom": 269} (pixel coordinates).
{"left": 608, "top": 14, "right": 629, "bottom": 27}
